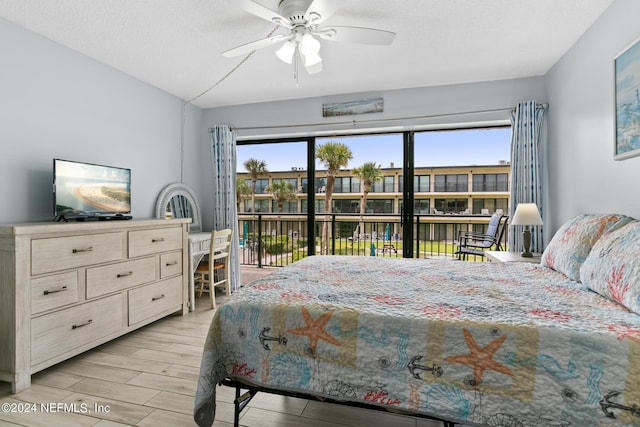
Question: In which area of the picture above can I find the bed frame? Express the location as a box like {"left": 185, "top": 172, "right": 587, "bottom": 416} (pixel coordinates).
{"left": 222, "top": 378, "right": 458, "bottom": 427}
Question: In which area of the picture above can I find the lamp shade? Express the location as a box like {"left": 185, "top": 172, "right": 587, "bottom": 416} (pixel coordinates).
{"left": 275, "top": 40, "right": 296, "bottom": 64}
{"left": 511, "top": 203, "right": 543, "bottom": 226}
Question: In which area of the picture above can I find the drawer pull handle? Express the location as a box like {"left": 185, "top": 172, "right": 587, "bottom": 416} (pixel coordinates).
{"left": 72, "top": 319, "right": 93, "bottom": 330}
{"left": 152, "top": 294, "right": 166, "bottom": 301}
{"left": 117, "top": 271, "right": 134, "bottom": 278}
{"left": 165, "top": 261, "right": 178, "bottom": 266}
{"left": 72, "top": 247, "right": 93, "bottom": 253}
{"left": 152, "top": 238, "right": 165, "bottom": 243}
{"left": 43, "top": 286, "right": 68, "bottom": 295}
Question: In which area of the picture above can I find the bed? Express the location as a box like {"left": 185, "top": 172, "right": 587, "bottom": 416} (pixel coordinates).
{"left": 194, "top": 214, "right": 640, "bottom": 427}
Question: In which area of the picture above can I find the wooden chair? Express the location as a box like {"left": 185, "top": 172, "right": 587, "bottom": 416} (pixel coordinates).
{"left": 194, "top": 228, "right": 233, "bottom": 309}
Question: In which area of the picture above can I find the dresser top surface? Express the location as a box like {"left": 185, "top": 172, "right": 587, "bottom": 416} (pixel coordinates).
{"left": 0, "top": 218, "right": 191, "bottom": 236}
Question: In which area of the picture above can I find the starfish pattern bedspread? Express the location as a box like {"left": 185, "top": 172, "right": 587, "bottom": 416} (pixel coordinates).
{"left": 194, "top": 256, "right": 640, "bottom": 426}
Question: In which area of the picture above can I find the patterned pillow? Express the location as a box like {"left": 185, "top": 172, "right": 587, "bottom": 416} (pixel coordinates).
{"left": 580, "top": 220, "right": 640, "bottom": 314}
{"left": 540, "top": 213, "right": 634, "bottom": 282}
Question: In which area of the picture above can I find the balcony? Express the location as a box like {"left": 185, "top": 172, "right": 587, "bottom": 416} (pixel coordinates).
{"left": 238, "top": 212, "right": 508, "bottom": 267}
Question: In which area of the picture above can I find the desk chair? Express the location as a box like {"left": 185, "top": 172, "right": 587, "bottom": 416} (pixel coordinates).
{"left": 195, "top": 228, "right": 233, "bottom": 309}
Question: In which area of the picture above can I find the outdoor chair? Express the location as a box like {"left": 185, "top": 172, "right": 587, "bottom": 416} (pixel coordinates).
{"left": 455, "top": 213, "right": 508, "bottom": 260}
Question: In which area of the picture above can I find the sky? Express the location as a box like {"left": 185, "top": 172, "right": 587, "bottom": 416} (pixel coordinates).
{"left": 237, "top": 128, "right": 511, "bottom": 172}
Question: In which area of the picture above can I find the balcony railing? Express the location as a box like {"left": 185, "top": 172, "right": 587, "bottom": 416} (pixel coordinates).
{"left": 238, "top": 213, "right": 508, "bottom": 267}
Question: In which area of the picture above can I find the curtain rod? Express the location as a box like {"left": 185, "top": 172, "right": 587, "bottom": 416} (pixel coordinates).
{"left": 208, "top": 103, "right": 548, "bottom": 133}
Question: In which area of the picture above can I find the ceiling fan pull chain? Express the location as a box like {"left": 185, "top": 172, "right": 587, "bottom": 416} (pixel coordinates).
{"left": 294, "top": 46, "right": 300, "bottom": 86}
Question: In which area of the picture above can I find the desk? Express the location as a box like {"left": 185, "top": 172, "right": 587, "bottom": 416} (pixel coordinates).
{"left": 188, "top": 231, "right": 211, "bottom": 311}
{"left": 485, "top": 251, "right": 541, "bottom": 264}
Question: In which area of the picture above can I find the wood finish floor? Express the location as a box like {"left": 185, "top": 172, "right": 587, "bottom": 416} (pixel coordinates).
{"left": 0, "top": 267, "right": 444, "bottom": 427}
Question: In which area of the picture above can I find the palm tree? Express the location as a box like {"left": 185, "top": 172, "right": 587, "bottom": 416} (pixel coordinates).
{"left": 243, "top": 158, "right": 267, "bottom": 215}
{"left": 267, "top": 180, "right": 296, "bottom": 213}
{"left": 236, "top": 179, "right": 251, "bottom": 213}
{"left": 266, "top": 180, "right": 296, "bottom": 232}
{"left": 352, "top": 162, "right": 383, "bottom": 240}
{"left": 316, "top": 141, "right": 353, "bottom": 254}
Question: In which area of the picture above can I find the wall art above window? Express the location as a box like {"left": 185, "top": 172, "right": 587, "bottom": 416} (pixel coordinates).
{"left": 615, "top": 36, "right": 640, "bottom": 160}
{"left": 322, "top": 98, "right": 383, "bottom": 117}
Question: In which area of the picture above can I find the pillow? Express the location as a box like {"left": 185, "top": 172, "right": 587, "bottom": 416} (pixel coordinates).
{"left": 540, "top": 213, "right": 634, "bottom": 282}
{"left": 580, "top": 220, "right": 640, "bottom": 314}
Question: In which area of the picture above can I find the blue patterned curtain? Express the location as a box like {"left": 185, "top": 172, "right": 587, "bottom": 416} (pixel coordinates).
{"left": 509, "top": 101, "right": 546, "bottom": 253}
{"left": 210, "top": 125, "right": 241, "bottom": 292}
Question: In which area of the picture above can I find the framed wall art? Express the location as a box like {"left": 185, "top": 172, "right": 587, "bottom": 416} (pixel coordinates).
{"left": 322, "top": 98, "right": 383, "bottom": 117}
{"left": 614, "top": 36, "right": 640, "bottom": 160}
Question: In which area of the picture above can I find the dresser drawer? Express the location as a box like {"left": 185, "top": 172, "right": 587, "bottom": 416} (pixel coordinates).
{"left": 31, "top": 294, "right": 123, "bottom": 365}
{"left": 31, "top": 271, "right": 79, "bottom": 315}
{"left": 128, "top": 227, "right": 182, "bottom": 258}
{"left": 86, "top": 257, "right": 156, "bottom": 299}
{"left": 128, "top": 276, "right": 182, "bottom": 325}
{"left": 160, "top": 251, "right": 182, "bottom": 279}
{"left": 31, "top": 232, "right": 123, "bottom": 275}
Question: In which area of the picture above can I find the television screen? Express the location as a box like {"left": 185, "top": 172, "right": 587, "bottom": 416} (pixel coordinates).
{"left": 54, "top": 159, "right": 131, "bottom": 218}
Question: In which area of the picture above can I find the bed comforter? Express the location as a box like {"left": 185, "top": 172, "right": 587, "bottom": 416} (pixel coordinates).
{"left": 194, "top": 256, "right": 640, "bottom": 426}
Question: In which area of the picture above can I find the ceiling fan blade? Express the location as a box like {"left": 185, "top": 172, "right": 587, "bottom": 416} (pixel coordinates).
{"left": 304, "top": 0, "right": 342, "bottom": 25}
{"left": 240, "top": 0, "right": 291, "bottom": 28}
{"left": 316, "top": 26, "right": 396, "bottom": 45}
{"left": 222, "top": 34, "right": 290, "bottom": 58}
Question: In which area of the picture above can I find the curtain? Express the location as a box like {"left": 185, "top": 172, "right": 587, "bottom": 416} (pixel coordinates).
{"left": 210, "top": 125, "right": 241, "bottom": 292}
{"left": 509, "top": 101, "right": 546, "bottom": 253}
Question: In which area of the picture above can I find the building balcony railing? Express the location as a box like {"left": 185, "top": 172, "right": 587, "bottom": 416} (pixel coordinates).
{"left": 238, "top": 212, "right": 508, "bottom": 268}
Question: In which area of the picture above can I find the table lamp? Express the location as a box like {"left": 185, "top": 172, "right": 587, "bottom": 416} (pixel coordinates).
{"left": 511, "top": 203, "right": 543, "bottom": 257}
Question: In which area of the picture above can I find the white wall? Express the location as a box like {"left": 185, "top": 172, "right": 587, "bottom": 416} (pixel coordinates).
{"left": 0, "top": 17, "right": 203, "bottom": 224}
{"left": 545, "top": 0, "right": 640, "bottom": 236}
{"left": 201, "top": 77, "right": 546, "bottom": 228}
{"left": 205, "top": 78, "right": 546, "bottom": 140}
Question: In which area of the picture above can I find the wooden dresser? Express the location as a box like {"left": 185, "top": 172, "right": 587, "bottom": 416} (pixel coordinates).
{"left": 0, "top": 218, "right": 190, "bottom": 393}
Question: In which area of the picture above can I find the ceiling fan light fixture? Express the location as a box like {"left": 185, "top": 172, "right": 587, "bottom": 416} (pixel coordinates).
{"left": 302, "top": 51, "right": 322, "bottom": 67}
{"left": 300, "top": 33, "right": 321, "bottom": 55}
{"left": 275, "top": 40, "right": 296, "bottom": 64}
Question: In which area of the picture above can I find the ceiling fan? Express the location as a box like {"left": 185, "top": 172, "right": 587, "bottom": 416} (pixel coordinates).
{"left": 222, "top": 0, "right": 396, "bottom": 79}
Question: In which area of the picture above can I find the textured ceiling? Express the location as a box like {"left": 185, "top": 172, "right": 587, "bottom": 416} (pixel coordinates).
{"left": 0, "top": 0, "right": 614, "bottom": 109}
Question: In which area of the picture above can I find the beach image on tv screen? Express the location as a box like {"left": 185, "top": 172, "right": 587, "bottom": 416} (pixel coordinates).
{"left": 56, "top": 161, "right": 130, "bottom": 214}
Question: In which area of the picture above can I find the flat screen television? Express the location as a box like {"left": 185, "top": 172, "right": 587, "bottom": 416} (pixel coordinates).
{"left": 53, "top": 158, "right": 131, "bottom": 220}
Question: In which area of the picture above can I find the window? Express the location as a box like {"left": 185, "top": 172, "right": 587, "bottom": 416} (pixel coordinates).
{"left": 414, "top": 175, "right": 430, "bottom": 192}
{"left": 398, "top": 175, "right": 430, "bottom": 193}
{"left": 414, "top": 199, "right": 430, "bottom": 215}
{"left": 334, "top": 177, "right": 361, "bottom": 193}
{"left": 246, "top": 178, "right": 269, "bottom": 194}
{"left": 274, "top": 177, "right": 298, "bottom": 188}
{"left": 315, "top": 178, "right": 327, "bottom": 193}
{"left": 236, "top": 127, "right": 511, "bottom": 260}
{"left": 302, "top": 199, "right": 325, "bottom": 213}
{"left": 472, "top": 174, "right": 508, "bottom": 192}
{"left": 244, "top": 199, "right": 269, "bottom": 212}
{"left": 372, "top": 176, "right": 394, "bottom": 193}
{"left": 333, "top": 199, "right": 360, "bottom": 213}
{"left": 434, "top": 198, "right": 468, "bottom": 214}
{"left": 472, "top": 198, "right": 508, "bottom": 215}
{"left": 272, "top": 200, "right": 297, "bottom": 213}
{"left": 434, "top": 174, "right": 468, "bottom": 192}
{"left": 366, "top": 199, "right": 394, "bottom": 214}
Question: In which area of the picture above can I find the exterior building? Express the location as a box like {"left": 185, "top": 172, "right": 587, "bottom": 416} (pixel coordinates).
{"left": 239, "top": 163, "right": 511, "bottom": 216}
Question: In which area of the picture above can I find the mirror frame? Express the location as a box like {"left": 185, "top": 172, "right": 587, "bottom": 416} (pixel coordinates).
{"left": 155, "top": 183, "right": 202, "bottom": 232}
